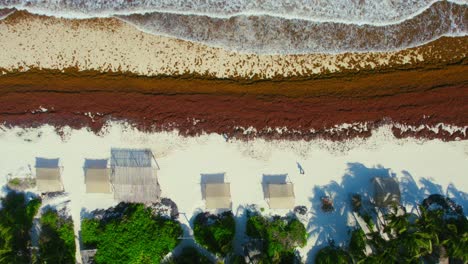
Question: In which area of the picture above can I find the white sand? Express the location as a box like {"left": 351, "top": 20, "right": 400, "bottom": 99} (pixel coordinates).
{"left": 1, "top": 13, "right": 465, "bottom": 79}
{"left": 0, "top": 123, "right": 467, "bottom": 262}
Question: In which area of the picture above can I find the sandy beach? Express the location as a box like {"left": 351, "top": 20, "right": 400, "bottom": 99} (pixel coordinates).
{"left": 0, "top": 11, "right": 466, "bottom": 141}
{"left": 0, "top": 11, "right": 466, "bottom": 79}
{"left": 1, "top": 123, "right": 467, "bottom": 262}
{"left": 0, "top": 2, "right": 467, "bottom": 263}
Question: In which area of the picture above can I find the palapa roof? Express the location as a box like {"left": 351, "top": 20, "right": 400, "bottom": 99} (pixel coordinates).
{"left": 36, "top": 168, "right": 63, "bottom": 192}
{"left": 111, "top": 148, "right": 153, "bottom": 167}
{"left": 35, "top": 158, "right": 63, "bottom": 192}
{"left": 204, "top": 183, "right": 231, "bottom": 209}
{"left": 266, "top": 183, "right": 295, "bottom": 209}
{"left": 84, "top": 159, "right": 111, "bottom": 193}
{"left": 85, "top": 168, "right": 111, "bottom": 193}
{"left": 373, "top": 177, "right": 401, "bottom": 207}
{"left": 110, "top": 149, "right": 160, "bottom": 203}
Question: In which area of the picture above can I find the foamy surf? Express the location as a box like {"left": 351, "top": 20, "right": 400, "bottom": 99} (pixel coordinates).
{"left": 0, "top": 0, "right": 466, "bottom": 24}
{"left": 0, "top": 0, "right": 467, "bottom": 54}
{"left": 117, "top": 1, "right": 467, "bottom": 54}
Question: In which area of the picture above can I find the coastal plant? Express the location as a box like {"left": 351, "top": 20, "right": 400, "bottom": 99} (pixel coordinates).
{"left": 245, "top": 214, "right": 306, "bottom": 263}
{"left": 315, "top": 245, "right": 351, "bottom": 264}
{"left": 38, "top": 208, "right": 76, "bottom": 263}
{"left": 193, "top": 211, "right": 236, "bottom": 256}
{"left": 318, "top": 194, "right": 468, "bottom": 263}
{"left": 348, "top": 228, "right": 366, "bottom": 260}
{"left": 7, "top": 178, "right": 21, "bottom": 187}
{"left": 81, "top": 203, "right": 182, "bottom": 264}
{"left": 165, "top": 246, "right": 213, "bottom": 264}
{"left": 0, "top": 191, "right": 41, "bottom": 264}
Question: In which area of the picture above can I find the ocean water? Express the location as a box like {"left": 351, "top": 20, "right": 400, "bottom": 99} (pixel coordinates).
{"left": 0, "top": 0, "right": 467, "bottom": 54}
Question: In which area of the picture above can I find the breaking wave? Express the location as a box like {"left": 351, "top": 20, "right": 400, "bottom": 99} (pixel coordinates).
{"left": 0, "top": 0, "right": 467, "bottom": 54}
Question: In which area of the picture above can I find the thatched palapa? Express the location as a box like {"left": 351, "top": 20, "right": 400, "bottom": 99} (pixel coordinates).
{"left": 35, "top": 157, "right": 64, "bottom": 193}
{"left": 262, "top": 174, "right": 295, "bottom": 209}
{"left": 201, "top": 173, "right": 231, "bottom": 209}
{"left": 84, "top": 159, "right": 111, "bottom": 193}
{"left": 110, "top": 148, "right": 161, "bottom": 203}
{"left": 266, "top": 184, "right": 295, "bottom": 209}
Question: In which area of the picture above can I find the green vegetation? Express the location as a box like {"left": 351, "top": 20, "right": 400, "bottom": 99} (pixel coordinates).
{"left": 245, "top": 213, "right": 306, "bottom": 263}
{"left": 193, "top": 211, "right": 235, "bottom": 256}
{"left": 363, "top": 204, "right": 467, "bottom": 263}
{"left": 38, "top": 208, "right": 76, "bottom": 264}
{"left": 7, "top": 178, "right": 36, "bottom": 191}
{"left": 81, "top": 203, "right": 182, "bottom": 264}
{"left": 166, "top": 247, "right": 213, "bottom": 264}
{"left": 317, "top": 195, "right": 468, "bottom": 264}
{"left": 8, "top": 178, "right": 21, "bottom": 186}
{"left": 348, "top": 228, "right": 366, "bottom": 260}
{"left": 315, "top": 246, "right": 351, "bottom": 264}
{"left": 0, "top": 192, "right": 41, "bottom": 264}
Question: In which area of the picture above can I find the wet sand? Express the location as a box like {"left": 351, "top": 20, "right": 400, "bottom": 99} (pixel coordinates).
{"left": 0, "top": 11, "right": 467, "bottom": 79}
{"left": 0, "top": 10, "right": 467, "bottom": 141}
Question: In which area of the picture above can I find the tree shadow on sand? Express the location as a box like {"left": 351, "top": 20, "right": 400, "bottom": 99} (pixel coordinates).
{"left": 305, "top": 162, "right": 467, "bottom": 263}
{"left": 399, "top": 171, "right": 467, "bottom": 217}
{"left": 306, "top": 162, "right": 393, "bottom": 262}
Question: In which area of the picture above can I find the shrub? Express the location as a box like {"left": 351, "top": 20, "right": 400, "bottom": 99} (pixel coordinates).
{"left": 38, "top": 209, "right": 76, "bottom": 263}
{"left": 349, "top": 228, "right": 366, "bottom": 260}
{"left": 167, "top": 247, "right": 213, "bottom": 264}
{"left": 0, "top": 192, "right": 41, "bottom": 264}
{"left": 315, "top": 246, "right": 351, "bottom": 264}
{"left": 193, "top": 211, "right": 235, "bottom": 256}
{"left": 8, "top": 178, "right": 21, "bottom": 186}
{"left": 81, "top": 203, "right": 182, "bottom": 264}
{"left": 245, "top": 214, "right": 307, "bottom": 263}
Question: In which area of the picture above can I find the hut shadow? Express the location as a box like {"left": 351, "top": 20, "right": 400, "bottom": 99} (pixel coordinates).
{"left": 306, "top": 162, "right": 393, "bottom": 263}
{"left": 200, "top": 173, "right": 225, "bottom": 200}
{"left": 261, "top": 174, "right": 288, "bottom": 200}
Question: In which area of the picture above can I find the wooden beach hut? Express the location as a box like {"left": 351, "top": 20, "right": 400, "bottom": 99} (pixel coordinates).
{"left": 201, "top": 173, "right": 232, "bottom": 210}
{"left": 36, "top": 158, "right": 64, "bottom": 193}
{"left": 84, "top": 159, "right": 111, "bottom": 193}
{"left": 110, "top": 148, "right": 160, "bottom": 203}
{"left": 262, "top": 174, "right": 295, "bottom": 209}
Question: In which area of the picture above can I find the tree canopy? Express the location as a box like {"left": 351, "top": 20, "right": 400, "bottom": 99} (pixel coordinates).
{"left": 316, "top": 195, "right": 468, "bottom": 264}
{"left": 166, "top": 246, "right": 213, "bottom": 264}
{"left": 81, "top": 203, "right": 182, "bottom": 264}
{"left": 0, "top": 191, "right": 41, "bottom": 264}
{"left": 38, "top": 208, "right": 76, "bottom": 264}
{"left": 315, "top": 246, "right": 351, "bottom": 264}
{"left": 245, "top": 213, "right": 306, "bottom": 263}
{"left": 193, "top": 211, "right": 236, "bottom": 256}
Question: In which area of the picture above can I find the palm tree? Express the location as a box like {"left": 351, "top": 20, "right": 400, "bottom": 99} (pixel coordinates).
{"left": 0, "top": 225, "right": 15, "bottom": 264}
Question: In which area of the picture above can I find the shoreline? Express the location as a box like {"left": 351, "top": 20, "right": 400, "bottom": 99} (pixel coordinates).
{"left": 0, "top": 10, "right": 466, "bottom": 142}
{"left": 0, "top": 10, "right": 467, "bottom": 79}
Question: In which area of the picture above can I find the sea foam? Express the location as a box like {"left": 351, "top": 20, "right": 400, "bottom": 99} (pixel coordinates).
{"left": 0, "top": 0, "right": 467, "bottom": 54}
{"left": 0, "top": 0, "right": 466, "bottom": 24}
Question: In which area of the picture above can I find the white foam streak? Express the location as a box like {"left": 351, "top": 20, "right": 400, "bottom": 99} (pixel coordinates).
{"left": 0, "top": 0, "right": 466, "bottom": 54}
{"left": 0, "top": 0, "right": 466, "bottom": 25}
